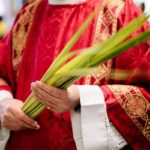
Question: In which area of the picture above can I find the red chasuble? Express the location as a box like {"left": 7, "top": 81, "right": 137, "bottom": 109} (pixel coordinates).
{"left": 0, "top": 0, "right": 150, "bottom": 149}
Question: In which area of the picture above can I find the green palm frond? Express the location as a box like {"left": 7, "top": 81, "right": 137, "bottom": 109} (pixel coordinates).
{"left": 21, "top": 14, "right": 150, "bottom": 118}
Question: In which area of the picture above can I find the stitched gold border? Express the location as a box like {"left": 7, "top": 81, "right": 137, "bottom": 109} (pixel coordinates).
{"left": 12, "top": 0, "right": 42, "bottom": 80}
{"left": 85, "top": 0, "right": 125, "bottom": 85}
{"left": 108, "top": 85, "right": 150, "bottom": 141}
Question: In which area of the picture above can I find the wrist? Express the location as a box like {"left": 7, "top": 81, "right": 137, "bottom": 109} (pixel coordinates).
{"left": 0, "top": 90, "right": 13, "bottom": 102}
{"left": 68, "top": 85, "right": 80, "bottom": 108}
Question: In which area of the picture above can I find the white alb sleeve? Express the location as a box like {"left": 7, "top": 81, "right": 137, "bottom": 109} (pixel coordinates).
{"left": 71, "top": 85, "right": 127, "bottom": 150}
{"left": 0, "top": 90, "right": 13, "bottom": 150}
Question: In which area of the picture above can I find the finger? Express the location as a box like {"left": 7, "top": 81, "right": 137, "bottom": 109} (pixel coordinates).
{"left": 19, "top": 119, "right": 40, "bottom": 130}
{"left": 33, "top": 90, "right": 67, "bottom": 114}
{"left": 9, "top": 105, "right": 40, "bottom": 129}
{"left": 33, "top": 90, "right": 62, "bottom": 114}
{"left": 33, "top": 81, "right": 67, "bottom": 99}
{"left": 5, "top": 125, "right": 23, "bottom": 131}
{"left": 2, "top": 111, "right": 24, "bottom": 131}
{"left": 2, "top": 109, "right": 39, "bottom": 130}
{"left": 33, "top": 89, "right": 58, "bottom": 108}
{"left": 3, "top": 116, "right": 36, "bottom": 131}
{"left": 32, "top": 83, "right": 60, "bottom": 105}
{"left": 21, "top": 114, "right": 40, "bottom": 129}
{"left": 47, "top": 106, "right": 59, "bottom": 114}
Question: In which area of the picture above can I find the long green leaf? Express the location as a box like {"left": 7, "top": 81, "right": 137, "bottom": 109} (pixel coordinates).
{"left": 89, "top": 30, "right": 150, "bottom": 67}
{"left": 54, "top": 15, "right": 149, "bottom": 76}
{"left": 41, "top": 11, "right": 96, "bottom": 82}
{"left": 41, "top": 51, "right": 77, "bottom": 82}
{"left": 22, "top": 15, "right": 150, "bottom": 118}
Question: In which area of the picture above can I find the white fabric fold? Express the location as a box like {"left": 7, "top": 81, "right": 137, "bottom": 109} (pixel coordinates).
{"left": 71, "top": 85, "right": 107, "bottom": 150}
{"left": 79, "top": 85, "right": 107, "bottom": 150}
{"left": 0, "top": 127, "right": 10, "bottom": 150}
{"left": 71, "top": 110, "right": 84, "bottom": 150}
{"left": 71, "top": 85, "right": 127, "bottom": 150}
{"left": 105, "top": 117, "right": 127, "bottom": 150}
{"left": 48, "top": 0, "right": 87, "bottom": 5}
{"left": 0, "top": 90, "right": 13, "bottom": 150}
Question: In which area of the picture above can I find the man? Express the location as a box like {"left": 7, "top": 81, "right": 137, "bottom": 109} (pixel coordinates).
{"left": 0, "top": 0, "right": 150, "bottom": 149}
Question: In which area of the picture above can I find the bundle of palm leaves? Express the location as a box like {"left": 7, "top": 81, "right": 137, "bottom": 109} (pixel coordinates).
{"left": 21, "top": 13, "right": 150, "bottom": 118}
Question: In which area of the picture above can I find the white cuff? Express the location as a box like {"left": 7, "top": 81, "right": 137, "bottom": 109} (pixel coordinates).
{"left": 71, "top": 85, "right": 107, "bottom": 150}
{"left": 0, "top": 90, "right": 13, "bottom": 102}
{"left": 71, "top": 110, "right": 84, "bottom": 150}
{"left": 79, "top": 85, "right": 107, "bottom": 150}
{"left": 0, "top": 90, "right": 12, "bottom": 150}
{"left": 71, "top": 85, "right": 127, "bottom": 150}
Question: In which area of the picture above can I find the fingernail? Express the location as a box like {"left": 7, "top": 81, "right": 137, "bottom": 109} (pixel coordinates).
{"left": 34, "top": 123, "right": 40, "bottom": 130}
{"left": 33, "top": 122, "right": 38, "bottom": 127}
{"left": 31, "top": 83, "right": 36, "bottom": 88}
{"left": 36, "top": 81, "right": 41, "bottom": 86}
{"left": 36, "top": 124, "right": 40, "bottom": 129}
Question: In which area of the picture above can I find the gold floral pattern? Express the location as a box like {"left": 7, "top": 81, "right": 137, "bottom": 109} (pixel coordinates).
{"left": 85, "top": 0, "right": 125, "bottom": 85}
{"left": 108, "top": 85, "right": 150, "bottom": 141}
{"left": 12, "top": 0, "right": 41, "bottom": 80}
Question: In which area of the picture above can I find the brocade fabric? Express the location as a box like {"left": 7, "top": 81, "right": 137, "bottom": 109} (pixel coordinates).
{"left": 0, "top": 0, "right": 150, "bottom": 149}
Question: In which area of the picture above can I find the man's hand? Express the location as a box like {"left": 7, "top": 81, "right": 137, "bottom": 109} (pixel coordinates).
{"left": 0, "top": 98, "right": 40, "bottom": 131}
{"left": 31, "top": 81, "right": 80, "bottom": 114}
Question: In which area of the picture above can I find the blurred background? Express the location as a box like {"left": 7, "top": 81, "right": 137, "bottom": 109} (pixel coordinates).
{"left": 0, "top": 0, "right": 27, "bottom": 38}
{"left": 133, "top": 0, "right": 150, "bottom": 16}
{"left": 0, "top": 0, "right": 150, "bottom": 39}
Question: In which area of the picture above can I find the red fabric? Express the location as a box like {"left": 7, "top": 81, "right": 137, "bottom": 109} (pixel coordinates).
{"left": 101, "top": 85, "right": 150, "bottom": 150}
{"left": 81, "top": 0, "right": 150, "bottom": 149}
{"left": 2, "top": 0, "right": 102, "bottom": 149}
{"left": 0, "top": 85, "right": 13, "bottom": 94}
{"left": 0, "top": 32, "right": 16, "bottom": 94}
{"left": 99, "top": 1, "right": 150, "bottom": 149}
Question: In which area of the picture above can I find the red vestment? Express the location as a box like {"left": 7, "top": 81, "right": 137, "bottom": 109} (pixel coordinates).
{"left": 0, "top": 0, "right": 150, "bottom": 149}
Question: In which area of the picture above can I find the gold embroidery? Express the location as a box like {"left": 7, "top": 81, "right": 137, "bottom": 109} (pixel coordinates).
{"left": 108, "top": 85, "right": 150, "bottom": 141}
{"left": 12, "top": 0, "right": 41, "bottom": 80}
{"left": 85, "top": 0, "right": 125, "bottom": 85}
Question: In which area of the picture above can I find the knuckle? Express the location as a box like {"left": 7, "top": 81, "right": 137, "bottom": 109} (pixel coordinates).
{"left": 23, "top": 116, "right": 30, "bottom": 123}
{"left": 7, "top": 106, "right": 12, "bottom": 112}
{"left": 19, "top": 122, "right": 24, "bottom": 127}
{"left": 26, "top": 118, "right": 33, "bottom": 124}
{"left": 18, "top": 113, "right": 24, "bottom": 119}
{"left": 1, "top": 119, "right": 6, "bottom": 127}
{"left": 24, "top": 116, "right": 34, "bottom": 124}
{"left": 49, "top": 89, "right": 54, "bottom": 95}
{"left": 3, "top": 112, "right": 9, "bottom": 120}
